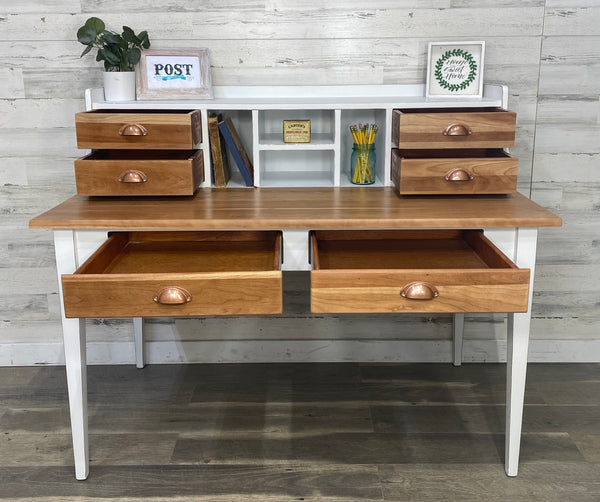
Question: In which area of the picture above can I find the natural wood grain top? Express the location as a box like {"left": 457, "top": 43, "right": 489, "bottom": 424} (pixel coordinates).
{"left": 29, "top": 187, "right": 562, "bottom": 230}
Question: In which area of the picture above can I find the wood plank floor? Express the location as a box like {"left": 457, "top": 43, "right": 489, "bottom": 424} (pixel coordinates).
{"left": 1, "top": 362, "right": 599, "bottom": 501}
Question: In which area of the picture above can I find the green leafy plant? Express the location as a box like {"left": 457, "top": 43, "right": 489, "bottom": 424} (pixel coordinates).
{"left": 77, "top": 17, "right": 150, "bottom": 72}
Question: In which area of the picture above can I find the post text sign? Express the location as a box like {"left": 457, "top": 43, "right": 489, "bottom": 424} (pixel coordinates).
{"left": 146, "top": 56, "right": 203, "bottom": 90}
{"left": 137, "top": 49, "right": 213, "bottom": 100}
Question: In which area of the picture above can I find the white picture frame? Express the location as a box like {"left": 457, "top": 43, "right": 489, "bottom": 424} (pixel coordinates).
{"left": 136, "top": 48, "right": 213, "bottom": 100}
{"left": 426, "top": 41, "right": 485, "bottom": 99}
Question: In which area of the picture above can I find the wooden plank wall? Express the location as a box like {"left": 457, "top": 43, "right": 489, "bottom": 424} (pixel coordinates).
{"left": 1, "top": 1, "right": 598, "bottom": 364}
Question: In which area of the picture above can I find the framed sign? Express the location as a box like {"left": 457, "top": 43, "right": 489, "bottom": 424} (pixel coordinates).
{"left": 137, "top": 48, "right": 213, "bottom": 100}
{"left": 426, "top": 41, "right": 485, "bottom": 99}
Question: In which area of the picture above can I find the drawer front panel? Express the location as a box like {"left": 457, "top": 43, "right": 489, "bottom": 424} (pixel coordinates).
{"left": 74, "top": 150, "right": 204, "bottom": 196}
{"left": 62, "top": 231, "right": 282, "bottom": 318}
{"left": 310, "top": 230, "right": 529, "bottom": 314}
{"left": 75, "top": 110, "right": 202, "bottom": 149}
{"left": 311, "top": 269, "right": 529, "bottom": 313}
{"left": 392, "top": 110, "right": 516, "bottom": 149}
{"left": 391, "top": 149, "right": 518, "bottom": 195}
{"left": 63, "top": 272, "right": 282, "bottom": 317}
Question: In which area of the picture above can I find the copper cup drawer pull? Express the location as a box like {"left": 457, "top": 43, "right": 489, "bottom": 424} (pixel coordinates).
{"left": 118, "top": 123, "right": 148, "bottom": 136}
{"left": 118, "top": 170, "right": 148, "bottom": 183}
{"left": 443, "top": 123, "right": 471, "bottom": 136}
{"left": 400, "top": 281, "right": 439, "bottom": 300}
{"left": 445, "top": 168, "right": 474, "bottom": 182}
{"left": 153, "top": 287, "right": 192, "bottom": 305}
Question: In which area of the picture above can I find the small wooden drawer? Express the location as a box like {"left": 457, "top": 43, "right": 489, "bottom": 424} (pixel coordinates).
{"left": 75, "top": 110, "right": 202, "bottom": 149}
{"left": 310, "top": 230, "right": 529, "bottom": 314}
{"left": 391, "top": 148, "right": 518, "bottom": 195}
{"left": 74, "top": 150, "right": 204, "bottom": 196}
{"left": 62, "top": 231, "right": 282, "bottom": 318}
{"left": 392, "top": 109, "right": 516, "bottom": 149}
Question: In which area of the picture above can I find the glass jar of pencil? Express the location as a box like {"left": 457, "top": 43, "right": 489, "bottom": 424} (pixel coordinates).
{"left": 350, "top": 143, "right": 376, "bottom": 185}
{"left": 349, "top": 123, "right": 378, "bottom": 185}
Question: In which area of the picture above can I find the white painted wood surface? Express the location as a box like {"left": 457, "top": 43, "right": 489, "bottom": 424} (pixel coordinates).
{"left": 1, "top": 1, "right": 597, "bottom": 365}
{"left": 53, "top": 230, "right": 88, "bottom": 480}
{"left": 505, "top": 227, "right": 538, "bottom": 477}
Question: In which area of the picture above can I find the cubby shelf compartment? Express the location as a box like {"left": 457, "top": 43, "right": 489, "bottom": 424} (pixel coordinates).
{"left": 258, "top": 150, "right": 335, "bottom": 188}
{"left": 257, "top": 109, "right": 336, "bottom": 146}
{"left": 258, "top": 134, "right": 335, "bottom": 150}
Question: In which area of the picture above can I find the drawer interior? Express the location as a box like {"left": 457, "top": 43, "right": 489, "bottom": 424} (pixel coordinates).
{"left": 395, "top": 107, "right": 503, "bottom": 114}
{"left": 76, "top": 231, "right": 282, "bottom": 275}
{"left": 396, "top": 148, "right": 511, "bottom": 160}
{"left": 80, "top": 150, "right": 199, "bottom": 161}
{"left": 311, "top": 230, "right": 516, "bottom": 271}
{"left": 82, "top": 109, "right": 197, "bottom": 115}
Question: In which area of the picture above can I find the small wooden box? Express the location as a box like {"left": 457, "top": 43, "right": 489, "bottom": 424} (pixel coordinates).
{"left": 283, "top": 120, "right": 311, "bottom": 143}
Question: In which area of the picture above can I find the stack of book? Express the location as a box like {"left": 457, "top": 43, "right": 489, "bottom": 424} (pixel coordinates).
{"left": 208, "top": 114, "right": 254, "bottom": 187}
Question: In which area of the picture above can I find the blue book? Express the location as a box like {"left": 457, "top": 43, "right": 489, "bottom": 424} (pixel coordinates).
{"left": 218, "top": 118, "right": 254, "bottom": 187}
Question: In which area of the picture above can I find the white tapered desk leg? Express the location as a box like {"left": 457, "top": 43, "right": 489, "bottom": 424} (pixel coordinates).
{"left": 54, "top": 231, "right": 89, "bottom": 480}
{"left": 133, "top": 317, "right": 145, "bottom": 368}
{"left": 505, "top": 228, "right": 538, "bottom": 477}
{"left": 453, "top": 313, "right": 465, "bottom": 366}
{"left": 63, "top": 318, "right": 89, "bottom": 480}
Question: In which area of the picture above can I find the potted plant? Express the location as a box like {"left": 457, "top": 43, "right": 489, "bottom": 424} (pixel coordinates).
{"left": 77, "top": 17, "right": 150, "bottom": 101}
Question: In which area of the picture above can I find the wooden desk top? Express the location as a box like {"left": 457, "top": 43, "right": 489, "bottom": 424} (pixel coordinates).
{"left": 29, "top": 188, "right": 562, "bottom": 230}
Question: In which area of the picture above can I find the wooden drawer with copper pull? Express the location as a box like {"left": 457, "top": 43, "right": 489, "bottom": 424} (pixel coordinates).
{"left": 392, "top": 109, "right": 516, "bottom": 149}
{"left": 75, "top": 110, "right": 202, "bottom": 149}
{"left": 62, "top": 231, "right": 283, "bottom": 318}
{"left": 74, "top": 150, "right": 204, "bottom": 196}
{"left": 310, "top": 230, "right": 529, "bottom": 314}
{"left": 391, "top": 148, "right": 518, "bottom": 195}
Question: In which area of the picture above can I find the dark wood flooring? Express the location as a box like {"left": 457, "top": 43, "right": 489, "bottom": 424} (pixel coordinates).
{"left": 1, "top": 362, "right": 599, "bottom": 501}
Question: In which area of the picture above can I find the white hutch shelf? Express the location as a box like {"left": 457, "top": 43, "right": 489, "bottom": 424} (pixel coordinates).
{"left": 84, "top": 84, "right": 508, "bottom": 189}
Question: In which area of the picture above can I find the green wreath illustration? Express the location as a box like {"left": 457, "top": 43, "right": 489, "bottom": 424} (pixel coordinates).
{"left": 434, "top": 48, "right": 478, "bottom": 92}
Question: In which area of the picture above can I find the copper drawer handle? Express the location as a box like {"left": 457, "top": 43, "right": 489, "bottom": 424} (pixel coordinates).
{"left": 118, "top": 170, "right": 148, "bottom": 183}
{"left": 401, "top": 282, "right": 439, "bottom": 300}
{"left": 443, "top": 123, "right": 471, "bottom": 136}
{"left": 153, "top": 287, "right": 192, "bottom": 305}
{"left": 445, "top": 168, "right": 474, "bottom": 181}
{"left": 119, "top": 123, "right": 148, "bottom": 136}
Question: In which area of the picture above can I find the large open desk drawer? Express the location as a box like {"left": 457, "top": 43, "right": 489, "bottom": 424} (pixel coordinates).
{"left": 310, "top": 230, "right": 529, "bottom": 314}
{"left": 62, "top": 231, "right": 282, "bottom": 318}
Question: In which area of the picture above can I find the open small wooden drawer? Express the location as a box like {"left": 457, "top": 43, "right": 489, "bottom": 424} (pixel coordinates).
{"left": 391, "top": 109, "right": 516, "bottom": 149}
{"left": 310, "top": 230, "right": 529, "bottom": 314}
{"left": 391, "top": 148, "right": 518, "bottom": 195}
{"left": 62, "top": 231, "right": 282, "bottom": 318}
{"left": 74, "top": 150, "right": 204, "bottom": 196}
{"left": 75, "top": 110, "right": 202, "bottom": 150}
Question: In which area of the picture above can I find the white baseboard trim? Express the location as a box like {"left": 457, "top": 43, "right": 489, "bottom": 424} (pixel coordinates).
{"left": 2, "top": 339, "right": 600, "bottom": 366}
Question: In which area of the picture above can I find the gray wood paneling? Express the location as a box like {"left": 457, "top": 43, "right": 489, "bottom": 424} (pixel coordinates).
{"left": 0, "top": 1, "right": 597, "bottom": 364}
{"left": 1, "top": 0, "right": 80, "bottom": 15}
{"left": 544, "top": 6, "right": 600, "bottom": 35}
{"left": 0, "top": 68, "right": 25, "bottom": 98}
{"left": 533, "top": 2, "right": 600, "bottom": 357}
{"left": 0, "top": 99, "right": 82, "bottom": 128}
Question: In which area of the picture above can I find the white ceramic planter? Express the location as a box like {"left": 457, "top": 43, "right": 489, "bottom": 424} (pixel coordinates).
{"left": 103, "top": 71, "right": 136, "bottom": 101}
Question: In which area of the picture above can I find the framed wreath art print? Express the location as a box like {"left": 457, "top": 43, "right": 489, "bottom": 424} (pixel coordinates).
{"left": 136, "top": 48, "right": 213, "bottom": 100}
{"left": 426, "top": 41, "right": 485, "bottom": 99}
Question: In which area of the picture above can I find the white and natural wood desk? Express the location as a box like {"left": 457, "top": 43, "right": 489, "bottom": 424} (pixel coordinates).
{"left": 30, "top": 188, "right": 561, "bottom": 480}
